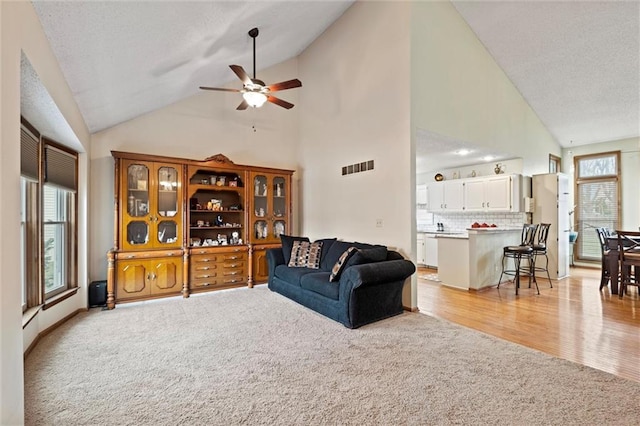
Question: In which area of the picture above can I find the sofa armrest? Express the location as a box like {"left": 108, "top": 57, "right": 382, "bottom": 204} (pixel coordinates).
{"left": 340, "top": 259, "right": 416, "bottom": 290}
{"left": 267, "top": 248, "right": 285, "bottom": 282}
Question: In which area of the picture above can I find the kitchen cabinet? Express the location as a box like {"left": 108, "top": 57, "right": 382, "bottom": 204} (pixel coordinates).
{"left": 416, "top": 184, "right": 428, "bottom": 206}
{"left": 464, "top": 175, "right": 520, "bottom": 212}
{"left": 424, "top": 234, "right": 438, "bottom": 268}
{"left": 427, "top": 180, "right": 464, "bottom": 212}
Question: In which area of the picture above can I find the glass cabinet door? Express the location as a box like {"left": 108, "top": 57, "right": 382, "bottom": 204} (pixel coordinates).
{"left": 253, "top": 175, "right": 270, "bottom": 241}
{"left": 121, "top": 161, "right": 182, "bottom": 250}
{"left": 250, "top": 173, "right": 289, "bottom": 244}
{"left": 272, "top": 176, "right": 287, "bottom": 239}
{"left": 155, "top": 166, "right": 179, "bottom": 245}
{"left": 126, "top": 164, "right": 150, "bottom": 246}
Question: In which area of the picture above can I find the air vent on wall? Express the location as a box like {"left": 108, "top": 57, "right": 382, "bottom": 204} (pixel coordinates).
{"left": 342, "top": 160, "right": 374, "bottom": 176}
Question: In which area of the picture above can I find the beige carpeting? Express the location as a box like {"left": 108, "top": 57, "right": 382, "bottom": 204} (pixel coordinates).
{"left": 25, "top": 286, "right": 640, "bottom": 425}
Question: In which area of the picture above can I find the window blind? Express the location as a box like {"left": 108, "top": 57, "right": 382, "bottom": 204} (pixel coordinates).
{"left": 577, "top": 180, "right": 618, "bottom": 259}
{"left": 20, "top": 127, "right": 39, "bottom": 180}
{"left": 44, "top": 144, "right": 77, "bottom": 191}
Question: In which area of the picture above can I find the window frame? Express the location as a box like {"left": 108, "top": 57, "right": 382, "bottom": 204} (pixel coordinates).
{"left": 20, "top": 118, "right": 78, "bottom": 312}
{"left": 573, "top": 150, "right": 621, "bottom": 261}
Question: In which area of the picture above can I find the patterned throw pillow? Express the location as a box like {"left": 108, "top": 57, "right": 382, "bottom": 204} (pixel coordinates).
{"left": 329, "top": 247, "right": 358, "bottom": 282}
{"left": 288, "top": 241, "right": 323, "bottom": 269}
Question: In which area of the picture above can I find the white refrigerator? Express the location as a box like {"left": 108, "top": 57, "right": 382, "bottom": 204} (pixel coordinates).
{"left": 532, "top": 173, "right": 570, "bottom": 279}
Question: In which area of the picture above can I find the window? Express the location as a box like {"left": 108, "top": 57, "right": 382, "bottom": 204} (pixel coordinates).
{"left": 549, "top": 154, "right": 561, "bottom": 173}
{"left": 574, "top": 151, "right": 620, "bottom": 261}
{"left": 43, "top": 185, "right": 75, "bottom": 298}
{"left": 20, "top": 119, "right": 78, "bottom": 309}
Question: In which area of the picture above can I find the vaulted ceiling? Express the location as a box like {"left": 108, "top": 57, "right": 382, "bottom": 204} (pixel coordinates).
{"left": 24, "top": 1, "right": 639, "bottom": 169}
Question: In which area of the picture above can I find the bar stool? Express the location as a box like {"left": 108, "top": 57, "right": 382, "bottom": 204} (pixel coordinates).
{"left": 498, "top": 224, "right": 539, "bottom": 295}
{"left": 532, "top": 223, "right": 553, "bottom": 289}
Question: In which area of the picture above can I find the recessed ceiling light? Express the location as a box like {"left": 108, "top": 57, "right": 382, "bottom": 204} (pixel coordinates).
{"left": 457, "top": 149, "right": 471, "bottom": 156}
{"left": 483, "top": 155, "right": 494, "bottom": 161}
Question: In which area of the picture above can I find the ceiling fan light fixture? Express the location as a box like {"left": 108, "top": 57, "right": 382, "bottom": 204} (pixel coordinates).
{"left": 242, "top": 91, "right": 268, "bottom": 108}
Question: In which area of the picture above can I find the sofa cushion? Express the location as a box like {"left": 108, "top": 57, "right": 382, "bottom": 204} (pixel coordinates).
{"left": 353, "top": 244, "right": 388, "bottom": 261}
{"left": 323, "top": 241, "right": 388, "bottom": 270}
{"left": 280, "top": 235, "right": 310, "bottom": 264}
{"left": 329, "top": 247, "right": 358, "bottom": 282}
{"left": 322, "top": 241, "right": 355, "bottom": 270}
{"left": 314, "top": 238, "right": 337, "bottom": 265}
{"left": 288, "top": 241, "right": 323, "bottom": 269}
{"left": 300, "top": 272, "right": 339, "bottom": 300}
{"left": 274, "top": 264, "right": 317, "bottom": 286}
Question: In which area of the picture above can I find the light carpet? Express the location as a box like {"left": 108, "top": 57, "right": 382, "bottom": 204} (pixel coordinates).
{"left": 25, "top": 286, "right": 640, "bottom": 425}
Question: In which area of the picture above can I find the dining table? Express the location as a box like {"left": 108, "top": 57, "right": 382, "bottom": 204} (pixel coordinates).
{"left": 606, "top": 234, "right": 640, "bottom": 294}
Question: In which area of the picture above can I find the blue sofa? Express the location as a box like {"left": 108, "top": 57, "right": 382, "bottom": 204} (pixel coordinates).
{"left": 267, "top": 237, "right": 416, "bottom": 328}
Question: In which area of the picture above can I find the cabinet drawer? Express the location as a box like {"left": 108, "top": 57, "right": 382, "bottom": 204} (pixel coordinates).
{"left": 221, "top": 252, "right": 247, "bottom": 261}
{"left": 190, "top": 276, "right": 219, "bottom": 288}
{"left": 191, "top": 255, "right": 218, "bottom": 265}
{"left": 222, "top": 260, "right": 245, "bottom": 270}
{"left": 220, "top": 276, "right": 246, "bottom": 286}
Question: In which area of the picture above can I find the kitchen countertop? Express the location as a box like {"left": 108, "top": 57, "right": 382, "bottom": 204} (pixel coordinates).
{"left": 466, "top": 227, "right": 521, "bottom": 233}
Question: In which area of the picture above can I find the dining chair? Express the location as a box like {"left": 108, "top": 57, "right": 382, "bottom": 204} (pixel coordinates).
{"left": 531, "top": 223, "right": 552, "bottom": 288}
{"left": 615, "top": 230, "right": 640, "bottom": 298}
{"left": 498, "top": 223, "right": 539, "bottom": 295}
{"left": 595, "top": 227, "right": 613, "bottom": 290}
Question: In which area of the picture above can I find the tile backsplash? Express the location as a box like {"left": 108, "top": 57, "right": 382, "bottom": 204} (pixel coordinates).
{"left": 418, "top": 212, "right": 526, "bottom": 232}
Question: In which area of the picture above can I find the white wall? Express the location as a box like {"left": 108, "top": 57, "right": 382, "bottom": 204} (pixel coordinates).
{"left": 562, "top": 136, "right": 640, "bottom": 230}
{"left": 89, "top": 59, "right": 301, "bottom": 281}
{"left": 297, "top": 1, "right": 413, "bottom": 306}
{"left": 411, "top": 1, "right": 562, "bottom": 177}
{"left": 1, "top": 2, "right": 90, "bottom": 424}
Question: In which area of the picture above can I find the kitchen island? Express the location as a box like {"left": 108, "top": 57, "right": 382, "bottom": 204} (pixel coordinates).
{"left": 437, "top": 228, "right": 521, "bottom": 290}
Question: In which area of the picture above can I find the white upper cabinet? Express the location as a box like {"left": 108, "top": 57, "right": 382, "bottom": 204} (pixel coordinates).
{"left": 416, "top": 184, "right": 428, "bottom": 205}
{"left": 428, "top": 174, "right": 522, "bottom": 213}
{"left": 427, "top": 180, "right": 464, "bottom": 212}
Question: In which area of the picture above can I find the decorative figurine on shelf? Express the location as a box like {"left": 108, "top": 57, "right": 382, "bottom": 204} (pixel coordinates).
{"left": 214, "top": 215, "right": 224, "bottom": 227}
{"left": 217, "top": 176, "right": 226, "bottom": 186}
{"left": 231, "top": 231, "right": 239, "bottom": 245}
{"left": 255, "top": 181, "right": 260, "bottom": 196}
{"left": 229, "top": 177, "right": 238, "bottom": 187}
{"left": 494, "top": 163, "right": 505, "bottom": 174}
{"left": 259, "top": 207, "right": 265, "bottom": 217}
{"left": 262, "top": 184, "right": 268, "bottom": 196}
{"left": 276, "top": 183, "right": 282, "bottom": 197}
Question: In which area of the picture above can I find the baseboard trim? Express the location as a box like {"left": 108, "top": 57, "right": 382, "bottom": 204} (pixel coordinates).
{"left": 23, "top": 308, "right": 86, "bottom": 360}
{"left": 403, "top": 305, "right": 419, "bottom": 312}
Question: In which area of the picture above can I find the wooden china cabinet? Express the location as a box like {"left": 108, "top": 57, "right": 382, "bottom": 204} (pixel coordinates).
{"left": 107, "top": 151, "right": 293, "bottom": 308}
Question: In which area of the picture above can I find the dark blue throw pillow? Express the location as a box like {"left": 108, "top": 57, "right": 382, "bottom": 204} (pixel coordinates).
{"left": 280, "top": 235, "right": 310, "bottom": 264}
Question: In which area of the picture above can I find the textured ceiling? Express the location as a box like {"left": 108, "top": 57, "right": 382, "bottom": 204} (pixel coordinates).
{"left": 452, "top": 0, "right": 640, "bottom": 147}
{"left": 24, "top": 1, "right": 640, "bottom": 172}
{"left": 30, "top": 1, "right": 354, "bottom": 134}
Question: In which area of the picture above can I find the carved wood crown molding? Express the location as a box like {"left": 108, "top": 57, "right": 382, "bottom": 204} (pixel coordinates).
{"left": 204, "top": 154, "right": 235, "bottom": 164}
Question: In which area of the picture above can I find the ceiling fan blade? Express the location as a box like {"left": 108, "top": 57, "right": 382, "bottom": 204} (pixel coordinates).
{"left": 267, "top": 96, "right": 294, "bottom": 109}
{"left": 199, "top": 86, "right": 240, "bottom": 92}
{"left": 267, "top": 79, "right": 302, "bottom": 92}
{"left": 236, "top": 99, "right": 249, "bottom": 110}
{"left": 229, "top": 65, "right": 252, "bottom": 86}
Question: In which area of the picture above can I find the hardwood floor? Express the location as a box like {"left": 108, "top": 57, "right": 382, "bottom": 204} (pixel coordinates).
{"left": 417, "top": 266, "right": 640, "bottom": 383}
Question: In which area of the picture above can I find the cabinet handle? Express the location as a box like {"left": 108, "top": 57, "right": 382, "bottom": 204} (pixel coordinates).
{"left": 126, "top": 255, "right": 134, "bottom": 259}
{"left": 229, "top": 263, "right": 238, "bottom": 268}
{"left": 202, "top": 267, "right": 209, "bottom": 270}
{"left": 146, "top": 273, "right": 151, "bottom": 281}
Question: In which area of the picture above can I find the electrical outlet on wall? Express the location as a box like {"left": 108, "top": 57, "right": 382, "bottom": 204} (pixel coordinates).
{"left": 376, "top": 219, "right": 383, "bottom": 228}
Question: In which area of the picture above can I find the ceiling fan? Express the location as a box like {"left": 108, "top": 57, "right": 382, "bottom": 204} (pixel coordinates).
{"left": 199, "top": 27, "right": 302, "bottom": 110}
